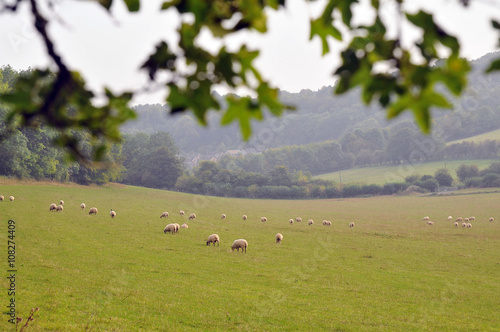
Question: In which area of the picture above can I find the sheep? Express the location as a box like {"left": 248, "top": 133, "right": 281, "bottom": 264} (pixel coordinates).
{"left": 456, "top": 217, "right": 463, "bottom": 222}
{"left": 80, "top": 203, "right": 86, "bottom": 210}
{"left": 163, "top": 223, "right": 177, "bottom": 234}
{"left": 110, "top": 209, "right": 116, "bottom": 218}
{"left": 308, "top": 219, "right": 314, "bottom": 225}
{"left": 206, "top": 234, "right": 220, "bottom": 246}
{"left": 231, "top": 239, "right": 248, "bottom": 253}
{"left": 49, "top": 203, "right": 57, "bottom": 211}
{"left": 276, "top": 233, "right": 283, "bottom": 244}
{"left": 469, "top": 216, "right": 475, "bottom": 221}
{"left": 180, "top": 210, "right": 185, "bottom": 216}
{"left": 322, "top": 220, "right": 331, "bottom": 226}
{"left": 56, "top": 205, "right": 63, "bottom": 212}
{"left": 0, "top": 195, "right": 4, "bottom": 201}
{"left": 89, "top": 207, "right": 98, "bottom": 215}
{"left": 295, "top": 217, "right": 302, "bottom": 222}
{"left": 160, "top": 212, "right": 169, "bottom": 218}
{"left": 447, "top": 216, "right": 453, "bottom": 221}
{"left": 489, "top": 217, "right": 494, "bottom": 222}
{"left": 454, "top": 222, "right": 458, "bottom": 227}
{"left": 289, "top": 219, "right": 294, "bottom": 224}
{"left": 261, "top": 217, "right": 267, "bottom": 222}
{"left": 221, "top": 214, "right": 226, "bottom": 219}
{"left": 462, "top": 222, "right": 467, "bottom": 228}
{"left": 427, "top": 221, "right": 434, "bottom": 225}
{"left": 9, "top": 196, "right": 14, "bottom": 202}
{"left": 173, "top": 223, "right": 180, "bottom": 233}
{"left": 466, "top": 223, "right": 472, "bottom": 228}
{"left": 189, "top": 213, "right": 196, "bottom": 220}
{"left": 464, "top": 218, "right": 469, "bottom": 222}
{"left": 59, "top": 200, "right": 64, "bottom": 205}
{"left": 181, "top": 223, "right": 188, "bottom": 229}
{"left": 242, "top": 215, "right": 247, "bottom": 221}
{"left": 423, "top": 216, "right": 429, "bottom": 221}
{"left": 349, "top": 222, "right": 355, "bottom": 228}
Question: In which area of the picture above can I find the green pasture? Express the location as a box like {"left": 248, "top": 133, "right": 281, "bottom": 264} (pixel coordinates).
{"left": 0, "top": 180, "right": 499, "bottom": 331}
{"left": 315, "top": 159, "right": 500, "bottom": 185}
{"left": 447, "top": 128, "right": 500, "bottom": 145}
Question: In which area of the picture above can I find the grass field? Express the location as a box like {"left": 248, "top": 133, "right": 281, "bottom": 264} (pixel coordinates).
{"left": 447, "top": 128, "right": 500, "bottom": 145}
{"left": 1, "top": 180, "right": 499, "bottom": 331}
{"left": 315, "top": 159, "right": 500, "bottom": 185}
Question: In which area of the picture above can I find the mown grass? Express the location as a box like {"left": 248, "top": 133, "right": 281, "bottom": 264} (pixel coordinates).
{"left": 0, "top": 182, "right": 499, "bottom": 331}
{"left": 315, "top": 159, "right": 500, "bottom": 185}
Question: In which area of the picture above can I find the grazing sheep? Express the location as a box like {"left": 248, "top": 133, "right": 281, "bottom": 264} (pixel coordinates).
{"left": 276, "top": 233, "right": 283, "bottom": 244}
{"left": 110, "top": 209, "right": 116, "bottom": 218}
{"left": 206, "top": 234, "right": 220, "bottom": 246}
{"left": 56, "top": 205, "right": 63, "bottom": 212}
{"left": 456, "top": 217, "right": 463, "bottom": 222}
{"left": 469, "top": 216, "right": 475, "bottom": 221}
{"left": 173, "top": 223, "right": 180, "bottom": 233}
{"left": 489, "top": 217, "right": 494, "bottom": 222}
{"left": 427, "top": 221, "right": 434, "bottom": 225}
{"left": 80, "top": 203, "right": 85, "bottom": 210}
{"left": 289, "top": 219, "right": 294, "bottom": 224}
{"left": 462, "top": 222, "right": 467, "bottom": 228}
{"left": 231, "top": 239, "right": 248, "bottom": 253}
{"left": 89, "top": 207, "right": 98, "bottom": 215}
{"left": 466, "top": 223, "right": 472, "bottom": 228}
{"left": 423, "top": 216, "right": 429, "bottom": 221}
{"left": 181, "top": 223, "right": 188, "bottom": 229}
{"left": 242, "top": 215, "right": 247, "bottom": 221}
{"left": 261, "top": 217, "right": 267, "bottom": 222}
{"left": 59, "top": 200, "right": 64, "bottom": 205}
{"left": 349, "top": 222, "right": 355, "bottom": 228}
{"left": 447, "top": 216, "right": 453, "bottom": 221}
{"left": 163, "top": 223, "right": 177, "bottom": 234}
{"left": 180, "top": 210, "right": 185, "bottom": 216}
{"left": 221, "top": 214, "right": 226, "bottom": 219}
{"left": 49, "top": 203, "right": 57, "bottom": 211}
{"left": 295, "top": 217, "right": 302, "bottom": 222}
{"left": 9, "top": 196, "right": 14, "bottom": 202}
{"left": 454, "top": 222, "right": 458, "bottom": 227}
{"left": 322, "top": 220, "right": 331, "bottom": 226}
{"left": 0, "top": 195, "right": 4, "bottom": 201}
{"left": 308, "top": 219, "right": 314, "bottom": 225}
{"left": 189, "top": 213, "right": 196, "bottom": 220}
{"left": 160, "top": 212, "right": 169, "bottom": 218}
{"left": 464, "top": 218, "right": 469, "bottom": 222}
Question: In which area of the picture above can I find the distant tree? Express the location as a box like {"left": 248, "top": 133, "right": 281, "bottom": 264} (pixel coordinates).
{"left": 434, "top": 169, "right": 454, "bottom": 186}
{"left": 141, "top": 146, "right": 184, "bottom": 189}
{"left": 269, "top": 165, "right": 291, "bottom": 186}
{"left": 456, "top": 164, "right": 480, "bottom": 182}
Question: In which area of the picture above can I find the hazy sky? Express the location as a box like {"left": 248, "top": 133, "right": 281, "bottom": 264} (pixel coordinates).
{"left": 1, "top": 0, "right": 499, "bottom": 105}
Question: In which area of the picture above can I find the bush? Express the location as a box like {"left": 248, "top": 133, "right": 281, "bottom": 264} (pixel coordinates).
{"left": 342, "top": 184, "right": 362, "bottom": 197}
{"left": 414, "top": 178, "right": 439, "bottom": 192}
{"left": 382, "top": 182, "right": 409, "bottom": 195}
{"left": 361, "top": 184, "right": 383, "bottom": 196}
{"left": 464, "top": 177, "right": 482, "bottom": 188}
{"left": 481, "top": 173, "right": 500, "bottom": 188}
{"left": 434, "top": 168, "right": 453, "bottom": 186}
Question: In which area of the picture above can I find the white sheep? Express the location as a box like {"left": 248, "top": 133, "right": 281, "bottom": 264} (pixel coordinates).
{"left": 206, "top": 234, "right": 220, "bottom": 246}
{"left": 466, "top": 223, "right": 472, "bottom": 228}
{"left": 0, "top": 195, "right": 4, "bottom": 201}
{"left": 261, "top": 217, "right": 267, "bottom": 222}
{"left": 489, "top": 217, "right": 494, "bottom": 222}
{"left": 295, "top": 217, "right": 302, "bottom": 222}
{"left": 49, "top": 203, "right": 57, "bottom": 211}
{"left": 454, "top": 222, "right": 458, "bottom": 227}
{"left": 9, "top": 196, "right": 14, "bottom": 202}
{"left": 189, "top": 213, "right": 196, "bottom": 220}
{"left": 349, "top": 222, "right": 355, "bottom": 228}
{"left": 322, "top": 220, "right": 331, "bottom": 226}
{"left": 427, "top": 221, "right": 434, "bottom": 225}
{"left": 59, "top": 200, "right": 64, "bottom": 205}
{"left": 89, "top": 207, "right": 98, "bottom": 215}
{"left": 447, "top": 216, "right": 453, "bottom": 221}
{"left": 276, "top": 233, "right": 283, "bottom": 244}
{"left": 173, "top": 223, "right": 180, "bottom": 233}
{"left": 181, "top": 223, "right": 188, "bottom": 229}
{"left": 160, "top": 212, "right": 169, "bottom": 218}
{"left": 461, "top": 222, "right": 467, "bottom": 228}
{"left": 231, "top": 239, "right": 248, "bottom": 253}
{"left": 180, "top": 210, "right": 185, "bottom": 216}
{"left": 242, "top": 215, "right": 247, "bottom": 221}
{"left": 110, "top": 209, "right": 116, "bottom": 218}
{"left": 464, "top": 218, "right": 469, "bottom": 222}
{"left": 308, "top": 219, "right": 314, "bottom": 225}
{"left": 56, "top": 205, "right": 64, "bottom": 212}
{"left": 469, "top": 216, "right": 475, "bottom": 221}
{"left": 289, "top": 219, "right": 294, "bottom": 224}
{"left": 423, "top": 216, "right": 429, "bottom": 221}
{"left": 221, "top": 214, "right": 226, "bottom": 219}
{"left": 163, "top": 223, "right": 177, "bottom": 234}
{"left": 456, "top": 217, "right": 463, "bottom": 222}
{"left": 80, "top": 203, "right": 86, "bottom": 210}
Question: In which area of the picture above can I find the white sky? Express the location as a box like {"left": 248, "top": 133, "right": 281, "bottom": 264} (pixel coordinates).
{"left": 0, "top": 0, "right": 499, "bottom": 105}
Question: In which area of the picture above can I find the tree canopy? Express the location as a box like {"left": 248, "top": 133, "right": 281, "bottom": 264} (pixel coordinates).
{"left": 0, "top": 0, "right": 499, "bottom": 162}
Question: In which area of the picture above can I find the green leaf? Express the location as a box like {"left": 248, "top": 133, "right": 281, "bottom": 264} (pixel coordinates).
{"left": 486, "top": 58, "right": 500, "bottom": 73}
{"left": 122, "top": 0, "right": 139, "bottom": 12}
{"left": 97, "top": 0, "right": 113, "bottom": 10}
